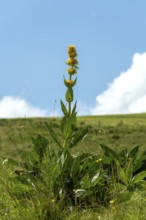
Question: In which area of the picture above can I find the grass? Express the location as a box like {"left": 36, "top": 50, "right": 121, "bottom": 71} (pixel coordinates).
{"left": 66, "top": 198, "right": 146, "bottom": 220}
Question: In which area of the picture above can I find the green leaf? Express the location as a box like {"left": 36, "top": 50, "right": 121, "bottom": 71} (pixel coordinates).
{"left": 74, "top": 189, "right": 86, "bottom": 198}
{"left": 72, "top": 77, "right": 77, "bottom": 87}
{"left": 125, "top": 159, "right": 133, "bottom": 180}
{"left": 71, "top": 156, "right": 80, "bottom": 178}
{"left": 61, "top": 114, "right": 77, "bottom": 138}
{"left": 102, "top": 155, "right": 112, "bottom": 164}
{"left": 60, "top": 116, "right": 66, "bottom": 132}
{"left": 100, "top": 144, "right": 119, "bottom": 166}
{"left": 80, "top": 173, "right": 91, "bottom": 189}
{"left": 91, "top": 172, "right": 101, "bottom": 187}
{"left": 67, "top": 127, "right": 88, "bottom": 149}
{"left": 133, "top": 153, "right": 146, "bottom": 173}
{"left": 60, "top": 100, "right": 68, "bottom": 116}
{"left": 118, "top": 149, "right": 128, "bottom": 166}
{"left": 100, "top": 144, "right": 118, "bottom": 159}
{"left": 129, "top": 145, "right": 139, "bottom": 159}
{"left": 119, "top": 169, "right": 128, "bottom": 186}
{"left": 132, "top": 171, "right": 146, "bottom": 183}
{"left": 60, "top": 150, "right": 74, "bottom": 173}
{"left": 45, "top": 123, "right": 62, "bottom": 148}
{"left": 72, "top": 101, "right": 77, "bottom": 115}
{"left": 109, "top": 183, "right": 127, "bottom": 194}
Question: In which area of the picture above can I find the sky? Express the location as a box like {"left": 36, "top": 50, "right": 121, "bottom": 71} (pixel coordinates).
{"left": 1, "top": 0, "right": 146, "bottom": 118}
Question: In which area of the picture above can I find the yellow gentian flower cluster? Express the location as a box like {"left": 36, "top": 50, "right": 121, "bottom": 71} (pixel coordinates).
{"left": 64, "top": 45, "right": 78, "bottom": 105}
{"left": 66, "top": 45, "right": 78, "bottom": 76}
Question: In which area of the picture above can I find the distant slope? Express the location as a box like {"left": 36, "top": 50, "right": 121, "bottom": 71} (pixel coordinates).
{"left": 0, "top": 113, "right": 146, "bottom": 157}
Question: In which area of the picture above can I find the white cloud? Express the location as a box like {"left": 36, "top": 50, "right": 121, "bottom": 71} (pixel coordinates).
{"left": 0, "top": 96, "right": 48, "bottom": 118}
{"left": 90, "top": 52, "right": 146, "bottom": 115}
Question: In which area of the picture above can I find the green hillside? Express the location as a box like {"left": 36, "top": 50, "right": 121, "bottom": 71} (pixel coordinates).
{"left": 0, "top": 113, "right": 146, "bottom": 157}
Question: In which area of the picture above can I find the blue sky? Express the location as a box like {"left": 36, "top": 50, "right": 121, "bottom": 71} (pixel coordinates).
{"left": 1, "top": 0, "right": 146, "bottom": 117}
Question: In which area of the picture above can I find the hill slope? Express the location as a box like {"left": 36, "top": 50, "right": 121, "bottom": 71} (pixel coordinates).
{"left": 0, "top": 113, "right": 146, "bottom": 157}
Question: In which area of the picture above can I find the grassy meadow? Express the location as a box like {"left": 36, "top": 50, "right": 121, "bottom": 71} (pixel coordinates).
{"left": 0, "top": 114, "right": 146, "bottom": 219}
{"left": 1, "top": 113, "right": 146, "bottom": 157}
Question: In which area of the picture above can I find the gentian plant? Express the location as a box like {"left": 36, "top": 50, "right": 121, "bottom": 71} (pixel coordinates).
{"left": 46, "top": 45, "right": 88, "bottom": 149}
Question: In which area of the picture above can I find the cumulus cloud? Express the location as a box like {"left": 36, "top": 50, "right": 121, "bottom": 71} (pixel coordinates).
{"left": 0, "top": 96, "right": 48, "bottom": 118}
{"left": 91, "top": 52, "right": 146, "bottom": 115}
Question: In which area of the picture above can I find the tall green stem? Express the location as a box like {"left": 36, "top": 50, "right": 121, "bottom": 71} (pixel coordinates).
{"left": 68, "top": 74, "right": 72, "bottom": 116}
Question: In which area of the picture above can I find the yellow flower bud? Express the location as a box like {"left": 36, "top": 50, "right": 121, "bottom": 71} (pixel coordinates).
{"left": 64, "top": 77, "right": 77, "bottom": 87}
{"left": 66, "top": 58, "right": 78, "bottom": 66}
{"left": 66, "top": 58, "right": 74, "bottom": 66}
{"left": 67, "top": 68, "right": 77, "bottom": 75}
{"left": 67, "top": 80, "right": 74, "bottom": 86}
{"left": 68, "top": 45, "right": 77, "bottom": 58}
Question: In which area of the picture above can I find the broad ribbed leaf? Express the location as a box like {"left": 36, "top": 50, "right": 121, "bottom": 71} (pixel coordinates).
{"left": 119, "top": 169, "right": 128, "bottom": 186}
{"left": 133, "top": 153, "right": 146, "bottom": 172}
{"left": 133, "top": 171, "right": 146, "bottom": 183}
{"left": 129, "top": 145, "right": 139, "bottom": 159}
{"left": 100, "top": 144, "right": 119, "bottom": 165}
{"left": 100, "top": 144, "right": 118, "bottom": 159}
{"left": 118, "top": 149, "right": 128, "bottom": 166}
{"left": 125, "top": 159, "right": 133, "bottom": 180}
